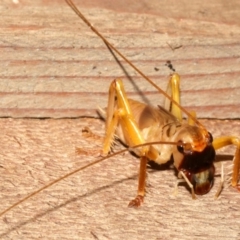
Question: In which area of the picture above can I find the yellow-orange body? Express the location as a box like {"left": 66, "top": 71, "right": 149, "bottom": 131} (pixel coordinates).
{"left": 115, "top": 98, "right": 209, "bottom": 170}
{"left": 102, "top": 77, "right": 219, "bottom": 206}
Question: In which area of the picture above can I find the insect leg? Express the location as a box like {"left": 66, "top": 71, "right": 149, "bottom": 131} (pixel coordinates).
{"left": 103, "top": 79, "right": 150, "bottom": 206}
{"left": 164, "top": 73, "right": 198, "bottom": 125}
{"left": 164, "top": 73, "right": 182, "bottom": 121}
{"left": 102, "top": 79, "right": 120, "bottom": 154}
{"left": 213, "top": 136, "right": 240, "bottom": 187}
{"left": 103, "top": 79, "right": 147, "bottom": 154}
{"left": 128, "top": 156, "right": 148, "bottom": 207}
{"left": 187, "top": 111, "right": 197, "bottom": 126}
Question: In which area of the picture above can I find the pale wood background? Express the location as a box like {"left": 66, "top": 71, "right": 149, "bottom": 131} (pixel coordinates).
{"left": 0, "top": 118, "right": 240, "bottom": 240}
{"left": 0, "top": 0, "right": 240, "bottom": 118}
{"left": 0, "top": 0, "right": 240, "bottom": 240}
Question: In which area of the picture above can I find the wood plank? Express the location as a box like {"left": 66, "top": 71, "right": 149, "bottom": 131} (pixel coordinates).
{"left": 0, "top": 0, "right": 240, "bottom": 118}
{"left": 0, "top": 118, "right": 240, "bottom": 239}
{"left": 1, "top": 2, "right": 240, "bottom": 239}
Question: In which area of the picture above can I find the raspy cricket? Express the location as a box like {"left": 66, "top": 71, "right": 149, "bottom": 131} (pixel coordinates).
{"left": 0, "top": 0, "right": 240, "bottom": 221}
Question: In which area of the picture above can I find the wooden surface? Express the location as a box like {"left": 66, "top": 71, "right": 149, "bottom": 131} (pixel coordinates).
{"left": 0, "top": 118, "right": 240, "bottom": 240}
{"left": 0, "top": 0, "right": 240, "bottom": 239}
{"left": 0, "top": 0, "right": 240, "bottom": 118}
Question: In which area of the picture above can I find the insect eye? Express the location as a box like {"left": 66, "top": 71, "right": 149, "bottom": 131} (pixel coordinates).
{"left": 177, "top": 141, "right": 193, "bottom": 154}
{"left": 177, "top": 142, "right": 184, "bottom": 153}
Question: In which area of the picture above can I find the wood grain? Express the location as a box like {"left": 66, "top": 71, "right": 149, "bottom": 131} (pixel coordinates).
{"left": 0, "top": 0, "right": 240, "bottom": 118}
{"left": 0, "top": 118, "right": 240, "bottom": 239}
{"left": 0, "top": 0, "right": 240, "bottom": 239}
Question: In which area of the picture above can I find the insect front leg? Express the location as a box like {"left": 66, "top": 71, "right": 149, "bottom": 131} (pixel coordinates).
{"left": 103, "top": 79, "right": 149, "bottom": 207}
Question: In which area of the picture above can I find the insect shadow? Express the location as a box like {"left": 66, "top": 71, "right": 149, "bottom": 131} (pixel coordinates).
{"left": 0, "top": 174, "right": 138, "bottom": 238}
{"left": 104, "top": 43, "right": 151, "bottom": 105}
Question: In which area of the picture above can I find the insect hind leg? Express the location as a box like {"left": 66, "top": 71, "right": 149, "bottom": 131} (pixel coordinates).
{"left": 103, "top": 79, "right": 147, "bottom": 154}
{"left": 164, "top": 73, "right": 182, "bottom": 121}
{"left": 103, "top": 79, "right": 150, "bottom": 207}
{"left": 164, "top": 74, "right": 198, "bottom": 126}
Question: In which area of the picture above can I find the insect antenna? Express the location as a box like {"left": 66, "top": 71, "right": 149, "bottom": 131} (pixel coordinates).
{"left": 65, "top": 0, "right": 204, "bottom": 128}
{"left": 0, "top": 141, "right": 181, "bottom": 218}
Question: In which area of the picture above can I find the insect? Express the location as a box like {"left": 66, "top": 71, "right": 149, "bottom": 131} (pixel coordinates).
{"left": 0, "top": 0, "right": 239, "bottom": 218}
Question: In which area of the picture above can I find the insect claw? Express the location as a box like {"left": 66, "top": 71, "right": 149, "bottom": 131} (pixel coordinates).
{"left": 128, "top": 195, "right": 144, "bottom": 208}
{"left": 98, "top": 149, "right": 109, "bottom": 157}
{"left": 191, "top": 192, "right": 197, "bottom": 200}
